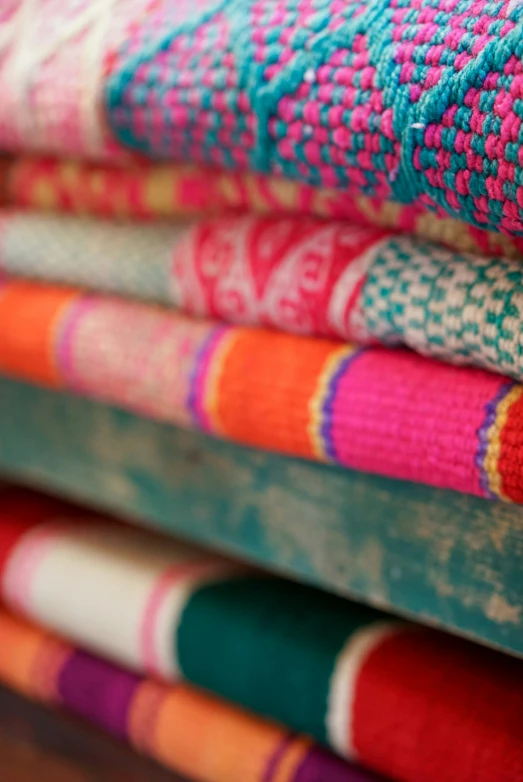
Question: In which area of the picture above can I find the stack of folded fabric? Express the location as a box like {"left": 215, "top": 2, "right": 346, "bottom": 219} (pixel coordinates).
{"left": 0, "top": 486, "right": 521, "bottom": 782}
{"left": 0, "top": 1, "right": 522, "bottom": 780}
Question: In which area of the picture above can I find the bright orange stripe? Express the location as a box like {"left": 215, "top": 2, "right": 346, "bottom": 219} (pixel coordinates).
{"left": 154, "top": 685, "right": 284, "bottom": 782}
{"left": 213, "top": 329, "right": 335, "bottom": 459}
{"left": 0, "top": 281, "right": 79, "bottom": 386}
{"left": 0, "top": 610, "right": 47, "bottom": 696}
{"left": 272, "top": 738, "right": 312, "bottom": 782}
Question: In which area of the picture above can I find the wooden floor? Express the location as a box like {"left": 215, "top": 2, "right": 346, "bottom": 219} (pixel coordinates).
{"left": 0, "top": 685, "right": 187, "bottom": 782}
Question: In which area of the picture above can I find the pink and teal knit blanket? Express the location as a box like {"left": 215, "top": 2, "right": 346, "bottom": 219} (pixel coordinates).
{"left": 2, "top": 0, "right": 523, "bottom": 236}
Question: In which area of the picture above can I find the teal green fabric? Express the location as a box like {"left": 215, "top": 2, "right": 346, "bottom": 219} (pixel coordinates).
{"left": 176, "top": 576, "right": 383, "bottom": 742}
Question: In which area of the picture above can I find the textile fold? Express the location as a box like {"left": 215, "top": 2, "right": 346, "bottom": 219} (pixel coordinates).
{"left": 4, "top": 210, "right": 523, "bottom": 382}
{"left": 0, "top": 607, "right": 379, "bottom": 782}
{"left": 0, "top": 489, "right": 521, "bottom": 782}
{"left": 0, "top": 276, "right": 522, "bottom": 501}
{"left": 3, "top": 2, "right": 523, "bottom": 235}
{"left": 2, "top": 157, "right": 523, "bottom": 259}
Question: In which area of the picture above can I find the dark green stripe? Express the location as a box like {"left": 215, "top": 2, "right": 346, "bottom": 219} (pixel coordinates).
{"left": 176, "top": 575, "right": 382, "bottom": 743}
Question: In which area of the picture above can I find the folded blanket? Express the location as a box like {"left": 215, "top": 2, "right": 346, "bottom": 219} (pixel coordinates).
{"left": 0, "top": 489, "right": 521, "bottom": 782}
{"left": 0, "top": 277, "right": 522, "bottom": 501}
{"left": 0, "top": 608, "right": 380, "bottom": 782}
{"left": 3, "top": 157, "right": 523, "bottom": 259}
{"left": 1, "top": 373, "right": 522, "bottom": 658}
{"left": 5, "top": 210, "right": 523, "bottom": 383}
{"left": 3, "top": 2, "right": 523, "bottom": 236}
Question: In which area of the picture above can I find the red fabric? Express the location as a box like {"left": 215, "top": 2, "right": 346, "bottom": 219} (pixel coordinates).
{"left": 352, "top": 629, "right": 523, "bottom": 782}
{"left": 175, "top": 216, "right": 387, "bottom": 336}
{"left": 0, "top": 490, "right": 67, "bottom": 575}
{"left": 499, "top": 391, "right": 523, "bottom": 503}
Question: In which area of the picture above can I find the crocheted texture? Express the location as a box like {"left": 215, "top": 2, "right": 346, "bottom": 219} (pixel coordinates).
{"left": 1, "top": 490, "right": 523, "bottom": 782}
{"left": 105, "top": 0, "right": 523, "bottom": 236}
{"left": 6, "top": 211, "right": 523, "bottom": 380}
{"left": 0, "top": 277, "right": 523, "bottom": 501}
{"left": 0, "top": 618, "right": 377, "bottom": 782}
{"left": 4, "top": 156, "right": 523, "bottom": 259}
{"left": 0, "top": 0, "right": 156, "bottom": 159}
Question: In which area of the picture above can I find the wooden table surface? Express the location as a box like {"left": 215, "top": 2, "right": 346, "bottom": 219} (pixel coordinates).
{"left": 0, "top": 684, "right": 187, "bottom": 782}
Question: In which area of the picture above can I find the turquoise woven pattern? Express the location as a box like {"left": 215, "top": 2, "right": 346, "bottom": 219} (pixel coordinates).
{"left": 363, "top": 236, "right": 523, "bottom": 377}
{"left": 107, "top": 0, "right": 256, "bottom": 169}
{"left": 106, "top": 0, "right": 523, "bottom": 235}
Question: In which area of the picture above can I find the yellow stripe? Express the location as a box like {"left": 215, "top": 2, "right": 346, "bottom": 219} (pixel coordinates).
{"left": 308, "top": 345, "right": 357, "bottom": 462}
{"left": 271, "top": 737, "right": 312, "bottom": 782}
{"left": 145, "top": 167, "right": 179, "bottom": 217}
{"left": 484, "top": 385, "right": 523, "bottom": 500}
{"left": 203, "top": 329, "right": 241, "bottom": 435}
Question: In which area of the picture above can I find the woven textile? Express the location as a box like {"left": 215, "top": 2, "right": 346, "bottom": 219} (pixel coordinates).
{"left": 0, "top": 1, "right": 155, "bottom": 159}
{"left": 104, "top": 0, "right": 523, "bottom": 236}
{"left": 0, "top": 610, "right": 380, "bottom": 782}
{"left": 3, "top": 157, "right": 523, "bottom": 258}
{"left": 7, "top": 211, "right": 523, "bottom": 381}
{"left": 0, "top": 489, "right": 522, "bottom": 782}
{"left": 1, "top": 276, "right": 523, "bottom": 500}
{"left": 3, "top": 2, "right": 523, "bottom": 235}
{"left": 5, "top": 158, "right": 523, "bottom": 258}
{"left": 0, "top": 0, "right": 229, "bottom": 160}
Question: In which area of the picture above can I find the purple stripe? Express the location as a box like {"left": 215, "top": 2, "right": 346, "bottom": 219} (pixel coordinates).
{"left": 320, "top": 349, "right": 363, "bottom": 462}
{"left": 188, "top": 324, "right": 230, "bottom": 430}
{"left": 262, "top": 732, "right": 297, "bottom": 782}
{"left": 294, "top": 746, "right": 383, "bottom": 782}
{"left": 57, "top": 650, "right": 140, "bottom": 740}
{"left": 54, "top": 294, "right": 97, "bottom": 390}
{"left": 475, "top": 380, "right": 515, "bottom": 499}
